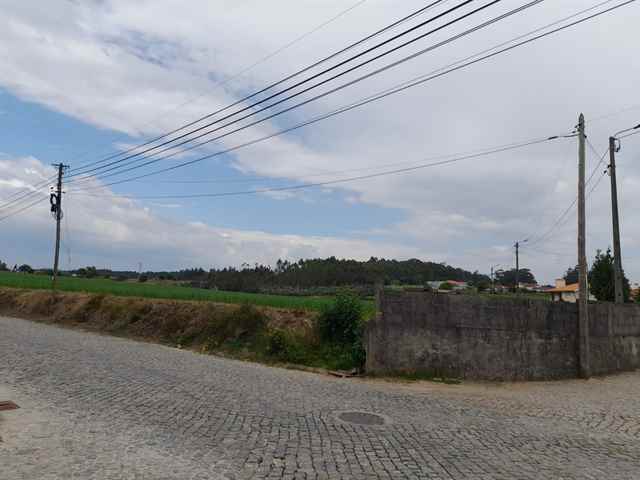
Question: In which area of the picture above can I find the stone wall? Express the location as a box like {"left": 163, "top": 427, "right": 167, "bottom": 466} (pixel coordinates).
{"left": 365, "top": 290, "right": 640, "bottom": 380}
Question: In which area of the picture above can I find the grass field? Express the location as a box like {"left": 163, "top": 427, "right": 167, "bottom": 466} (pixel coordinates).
{"left": 0, "top": 272, "right": 354, "bottom": 312}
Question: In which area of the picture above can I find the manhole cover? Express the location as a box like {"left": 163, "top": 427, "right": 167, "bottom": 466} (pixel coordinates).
{"left": 337, "top": 411, "right": 386, "bottom": 426}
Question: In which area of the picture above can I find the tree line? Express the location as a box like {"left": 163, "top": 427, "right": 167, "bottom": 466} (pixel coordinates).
{"left": 206, "top": 257, "right": 490, "bottom": 294}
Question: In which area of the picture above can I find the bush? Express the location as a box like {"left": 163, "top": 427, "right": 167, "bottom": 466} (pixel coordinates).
{"left": 316, "top": 291, "right": 366, "bottom": 369}
{"left": 266, "top": 329, "right": 306, "bottom": 363}
{"left": 317, "top": 291, "right": 363, "bottom": 344}
{"left": 138, "top": 274, "right": 149, "bottom": 283}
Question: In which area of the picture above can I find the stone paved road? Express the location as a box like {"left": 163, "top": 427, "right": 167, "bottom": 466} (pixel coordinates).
{"left": 1, "top": 316, "right": 639, "bottom": 479}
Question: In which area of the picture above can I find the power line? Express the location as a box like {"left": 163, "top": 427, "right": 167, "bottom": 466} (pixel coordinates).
{"left": 61, "top": 0, "right": 373, "bottom": 170}
{"left": 68, "top": 0, "right": 631, "bottom": 192}
{"left": 69, "top": 0, "right": 552, "bottom": 188}
{"left": 618, "top": 128, "right": 640, "bottom": 140}
{"left": 67, "top": 136, "right": 564, "bottom": 200}
{"left": 587, "top": 104, "right": 640, "bottom": 125}
{"left": 0, "top": 175, "right": 56, "bottom": 209}
{"left": 526, "top": 146, "right": 609, "bottom": 247}
{"left": 0, "top": 196, "right": 47, "bottom": 223}
{"left": 67, "top": 0, "right": 453, "bottom": 176}
{"left": 74, "top": 134, "right": 572, "bottom": 193}
{"left": 521, "top": 167, "right": 608, "bottom": 259}
{"left": 4, "top": 0, "right": 633, "bottom": 225}
{"left": 67, "top": 0, "right": 492, "bottom": 181}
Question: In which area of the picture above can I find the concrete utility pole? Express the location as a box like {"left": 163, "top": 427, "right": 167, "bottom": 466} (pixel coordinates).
{"left": 51, "top": 163, "right": 68, "bottom": 290}
{"left": 514, "top": 242, "right": 519, "bottom": 293}
{"left": 607, "top": 122, "right": 640, "bottom": 303}
{"left": 577, "top": 114, "right": 590, "bottom": 379}
{"left": 514, "top": 241, "right": 526, "bottom": 293}
{"left": 608, "top": 136, "right": 624, "bottom": 304}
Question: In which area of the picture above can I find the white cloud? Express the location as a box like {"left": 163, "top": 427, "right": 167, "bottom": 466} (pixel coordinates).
{"left": 0, "top": 155, "right": 425, "bottom": 270}
{"left": 0, "top": 1, "right": 639, "bottom": 282}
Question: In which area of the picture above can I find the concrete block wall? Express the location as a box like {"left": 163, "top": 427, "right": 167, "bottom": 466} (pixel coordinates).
{"left": 366, "top": 290, "right": 640, "bottom": 381}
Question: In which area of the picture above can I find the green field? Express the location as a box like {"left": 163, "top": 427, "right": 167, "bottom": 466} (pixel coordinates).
{"left": 0, "top": 272, "right": 353, "bottom": 312}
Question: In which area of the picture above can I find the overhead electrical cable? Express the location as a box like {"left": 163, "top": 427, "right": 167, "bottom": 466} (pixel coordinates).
{"left": 62, "top": 0, "right": 374, "bottom": 170}
{"left": 67, "top": 0, "right": 490, "bottom": 180}
{"left": 66, "top": 0, "right": 632, "bottom": 192}
{"left": 525, "top": 144, "right": 610, "bottom": 247}
{"left": 0, "top": 196, "right": 47, "bottom": 223}
{"left": 0, "top": 175, "right": 56, "bottom": 209}
{"left": 67, "top": 136, "right": 566, "bottom": 200}
{"left": 618, "top": 129, "right": 640, "bottom": 140}
{"left": 68, "top": 0, "right": 549, "bottom": 187}
{"left": 66, "top": 0, "right": 455, "bottom": 176}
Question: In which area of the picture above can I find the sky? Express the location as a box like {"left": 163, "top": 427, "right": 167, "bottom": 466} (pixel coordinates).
{"left": 0, "top": 0, "right": 639, "bottom": 283}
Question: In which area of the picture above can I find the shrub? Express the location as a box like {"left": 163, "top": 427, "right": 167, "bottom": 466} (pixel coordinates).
{"left": 317, "top": 290, "right": 363, "bottom": 344}
{"left": 266, "top": 329, "right": 306, "bottom": 363}
{"left": 316, "top": 291, "right": 366, "bottom": 370}
{"left": 138, "top": 274, "right": 149, "bottom": 283}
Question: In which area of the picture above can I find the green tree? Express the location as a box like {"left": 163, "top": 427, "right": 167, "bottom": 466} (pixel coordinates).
{"left": 18, "top": 264, "right": 33, "bottom": 274}
{"left": 0, "top": 260, "right": 7, "bottom": 271}
{"left": 317, "top": 291, "right": 363, "bottom": 345}
{"left": 496, "top": 268, "right": 536, "bottom": 286}
{"left": 563, "top": 265, "right": 579, "bottom": 284}
{"left": 588, "top": 248, "right": 630, "bottom": 302}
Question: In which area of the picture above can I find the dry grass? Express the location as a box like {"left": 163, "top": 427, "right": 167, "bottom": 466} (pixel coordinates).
{"left": 0, "top": 287, "right": 315, "bottom": 346}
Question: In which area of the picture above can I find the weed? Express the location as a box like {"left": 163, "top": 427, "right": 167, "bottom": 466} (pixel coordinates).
{"left": 265, "top": 329, "right": 307, "bottom": 364}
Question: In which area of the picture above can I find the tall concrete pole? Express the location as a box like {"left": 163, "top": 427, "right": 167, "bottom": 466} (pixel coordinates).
{"left": 52, "top": 163, "right": 67, "bottom": 290}
{"left": 609, "top": 136, "right": 624, "bottom": 304}
{"left": 577, "top": 114, "right": 590, "bottom": 379}
{"left": 514, "top": 241, "right": 519, "bottom": 293}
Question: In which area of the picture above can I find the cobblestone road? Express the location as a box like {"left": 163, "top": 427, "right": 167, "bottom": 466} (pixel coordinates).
{"left": 1, "top": 316, "right": 639, "bottom": 479}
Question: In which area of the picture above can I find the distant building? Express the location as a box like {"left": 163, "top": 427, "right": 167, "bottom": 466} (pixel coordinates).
{"left": 547, "top": 279, "right": 595, "bottom": 303}
{"left": 444, "top": 280, "right": 468, "bottom": 291}
{"left": 426, "top": 280, "right": 469, "bottom": 292}
{"left": 519, "top": 283, "right": 540, "bottom": 292}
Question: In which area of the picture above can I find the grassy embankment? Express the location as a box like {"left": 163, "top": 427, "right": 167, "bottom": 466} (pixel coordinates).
{"left": 0, "top": 273, "right": 373, "bottom": 371}
{"left": 0, "top": 285, "right": 367, "bottom": 372}
{"left": 0, "top": 271, "right": 377, "bottom": 313}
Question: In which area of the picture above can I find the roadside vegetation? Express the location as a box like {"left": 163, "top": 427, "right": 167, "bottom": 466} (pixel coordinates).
{"left": 0, "top": 286, "right": 369, "bottom": 372}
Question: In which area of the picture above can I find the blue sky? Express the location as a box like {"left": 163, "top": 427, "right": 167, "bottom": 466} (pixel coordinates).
{"left": 0, "top": 87, "right": 404, "bottom": 237}
{"left": 0, "top": 0, "right": 639, "bottom": 283}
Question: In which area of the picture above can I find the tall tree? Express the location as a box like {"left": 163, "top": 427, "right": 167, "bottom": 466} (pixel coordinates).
{"left": 563, "top": 265, "right": 579, "bottom": 284}
{"left": 495, "top": 268, "right": 536, "bottom": 286}
{"left": 588, "top": 248, "right": 630, "bottom": 302}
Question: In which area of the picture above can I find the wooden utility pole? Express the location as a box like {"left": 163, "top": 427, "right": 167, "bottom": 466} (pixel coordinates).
{"left": 609, "top": 136, "right": 624, "bottom": 304}
{"left": 577, "top": 114, "right": 590, "bottom": 379}
{"left": 52, "top": 163, "right": 67, "bottom": 290}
